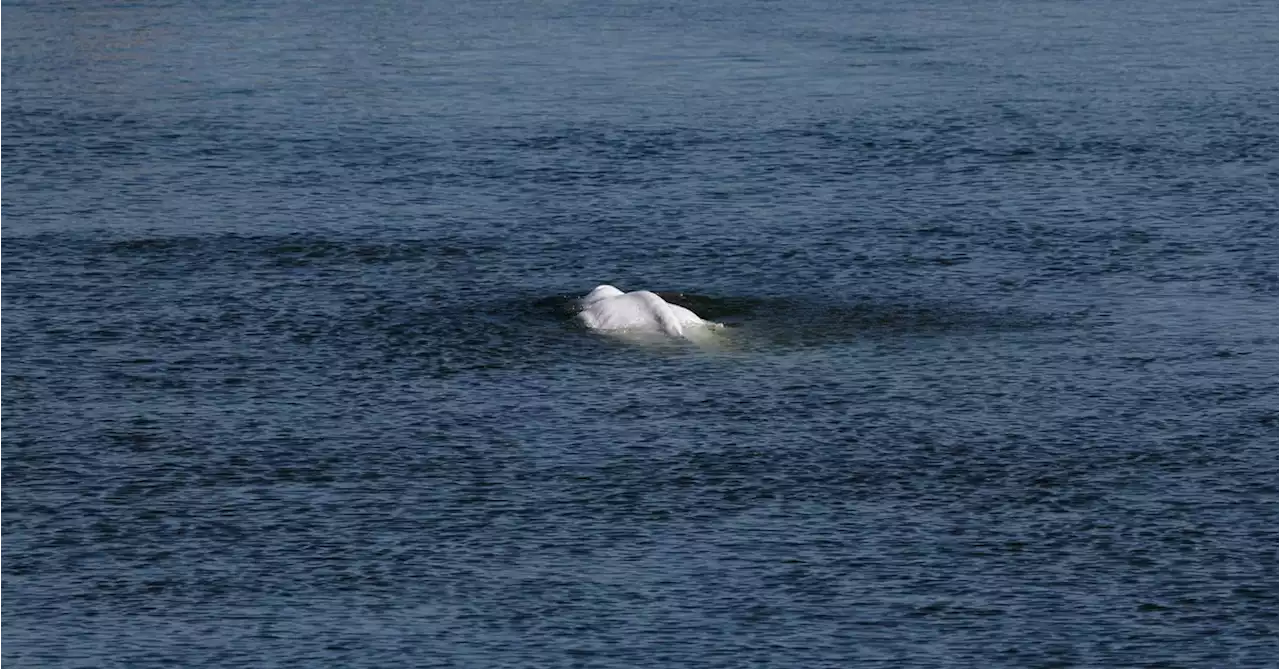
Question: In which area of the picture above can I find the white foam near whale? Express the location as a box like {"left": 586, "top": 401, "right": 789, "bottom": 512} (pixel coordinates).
{"left": 576, "top": 285, "right": 722, "bottom": 339}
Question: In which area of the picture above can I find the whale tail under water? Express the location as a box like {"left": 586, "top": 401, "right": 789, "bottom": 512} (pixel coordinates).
{"left": 576, "top": 284, "right": 718, "bottom": 338}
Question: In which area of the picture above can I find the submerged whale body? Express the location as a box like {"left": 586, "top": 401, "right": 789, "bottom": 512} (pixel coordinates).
{"left": 577, "top": 285, "right": 719, "bottom": 338}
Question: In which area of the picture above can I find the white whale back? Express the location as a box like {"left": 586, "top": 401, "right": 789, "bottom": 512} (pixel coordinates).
{"left": 576, "top": 284, "right": 719, "bottom": 339}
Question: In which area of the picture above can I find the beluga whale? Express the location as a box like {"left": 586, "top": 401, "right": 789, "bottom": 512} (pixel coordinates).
{"left": 576, "top": 285, "right": 721, "bottom": 339}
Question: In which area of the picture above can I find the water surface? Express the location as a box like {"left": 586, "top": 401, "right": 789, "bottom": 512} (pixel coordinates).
{"left": 4, "top": 0, "right": 1277, "bottom": 666}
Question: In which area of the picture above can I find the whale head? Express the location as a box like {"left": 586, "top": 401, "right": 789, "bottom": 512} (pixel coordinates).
{"left": 581, "top": 284, "right": 625, "bottom": 306}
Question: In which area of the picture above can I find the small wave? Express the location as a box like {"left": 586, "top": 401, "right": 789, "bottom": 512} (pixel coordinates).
{"left": 81, "top": 233, "right": 505, "bottom": 270}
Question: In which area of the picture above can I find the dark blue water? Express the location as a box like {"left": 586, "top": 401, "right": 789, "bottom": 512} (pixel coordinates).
{"left": 5, "top": 1, "right": 1277, "bottom": 666}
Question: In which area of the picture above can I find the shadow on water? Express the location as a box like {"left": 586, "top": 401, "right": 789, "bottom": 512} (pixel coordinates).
{"left": 529, "top": 291, "right": 1058, "bottom": 351}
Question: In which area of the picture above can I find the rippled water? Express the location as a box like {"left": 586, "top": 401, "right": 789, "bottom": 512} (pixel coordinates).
{"left": 4, "top": 0, "right": 1277, "bottom": 666}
